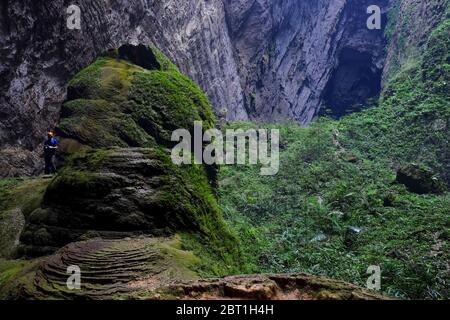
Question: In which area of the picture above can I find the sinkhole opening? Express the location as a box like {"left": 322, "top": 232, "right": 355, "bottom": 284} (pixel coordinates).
{"left": 321, "top": 48, "right": 382, "bottom": 118}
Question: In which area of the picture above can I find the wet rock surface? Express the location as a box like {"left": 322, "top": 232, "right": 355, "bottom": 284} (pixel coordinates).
{"left": 0, "top": 47, "right": 243, "bottom": 299}
{"left": 166, "top": 273, "right": 387, "bottom": 300}
{"left": 225, "top": 0, "right": 389, "bottom": 123}
{"left": 0, "top": 0, "right": 243, "bottom": 176}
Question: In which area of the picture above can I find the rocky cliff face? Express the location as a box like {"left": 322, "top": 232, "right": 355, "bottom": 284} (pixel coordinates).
{"left": 224, "top": 0, "right": 391, "bottom": 121}
{"left": 0, "top": 0, "right": 448, "bottom": 176}
{"left": 383, "top": 0, "right": 449, "bottom": 82}
{"left": 0, "top": 0, "right": 244, "bottom": 176}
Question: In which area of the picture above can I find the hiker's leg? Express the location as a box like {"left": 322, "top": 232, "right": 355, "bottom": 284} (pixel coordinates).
{"left": 44, "top": 155, "right": 50, "bottom": 174}
{"left": 50, "top": 155, "right": 57, "bottom": 173}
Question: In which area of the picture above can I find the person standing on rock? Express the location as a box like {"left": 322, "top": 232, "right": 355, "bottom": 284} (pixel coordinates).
{"left": 43, "top": 130, "right": 58, "bottom": 174}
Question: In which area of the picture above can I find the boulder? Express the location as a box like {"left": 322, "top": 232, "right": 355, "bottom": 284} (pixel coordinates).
{"left": 396, "top": 164, "right": 447, "bottom": 194}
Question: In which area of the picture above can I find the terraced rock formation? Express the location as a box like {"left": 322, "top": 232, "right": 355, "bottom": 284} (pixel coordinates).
{"left": 2, "top": 236, "right": 385, "bottom": 300}
{"left": 11, "top": 236, "right": 198, "bottom": 300}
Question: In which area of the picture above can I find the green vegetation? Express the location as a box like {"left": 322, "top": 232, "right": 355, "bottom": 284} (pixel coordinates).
{"left": 175, "top": 159, "right": 245, "bottom": 276}
{"left": 219, "top": 16, "right": 450, "bottom": 299}
{"left": 0, "top": 178, "right": 51, "bottom": 258}
{"left": 0, "top": 178, "right": 50, "bottom": 218}
{"left": 0, "top": 259, "right": 36, "bottom": 299}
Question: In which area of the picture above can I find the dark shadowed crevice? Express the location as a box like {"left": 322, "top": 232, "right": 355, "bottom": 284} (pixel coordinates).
{"left": 321, "top": 48, "right": 382, "bottom": 119}
{"left": 117, "top": 44, "right": 161, "bottom": 70}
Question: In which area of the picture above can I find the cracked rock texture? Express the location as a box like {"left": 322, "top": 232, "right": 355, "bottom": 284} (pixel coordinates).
{"left": 0, "top": 0, "right": 448, "bottom": 176}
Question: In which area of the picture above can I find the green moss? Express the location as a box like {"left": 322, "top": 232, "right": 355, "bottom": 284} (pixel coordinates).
{"left": 0, "top": 260, "right": 26, "bottom": 284}
{"left": 0, "top": 178, "right": 50, "bottom": 217}
{"left": 20, "top": 145, "right": 244, "bottom": 275}
{"left": 0, "top": 178, "right": 51, "bottom": 258}
{"left": 43, "top": 149, "right": 113, "bottom": 198}
{"left": 128, "top": 70, "right": 215, "bottom": 143}
{"left": 174, "top": 161, "right": 245, "bottom": 276}
{"left": 0, "top": 260, "right": 28, "bottom": 285}
{"left": 67, "top": 58, "right": 106, "bottom": 98}
{"left": 47, "top": 46, "right": 236, "bottom": 274}
{"left": 149, "top": 44, "right": 180, "bottom": 72}
{"left": 3, "top": 45, "right": 242, "bottom": 298}
{"left": 0, "top": 259, "right": 36, "bottom": 299}
{"left": 68, "top": 58, "right": 142, "bottom": 103}
{"left": 383, "top": 1, "right": 449, "bottom": 81}
{"left": 61, "top": 61, "right": 157, "bottom": 148}
{"left": 60, "top": 50, "right": 214, "bottom": 150}
{"left": 140, "top": 148, "right": 244, "bottom": 276}
{"left": 153, "top": 235, "right": 200, "bottom": 279}
{"left": 422, "top": 19, "right": 450, "bottom": 89}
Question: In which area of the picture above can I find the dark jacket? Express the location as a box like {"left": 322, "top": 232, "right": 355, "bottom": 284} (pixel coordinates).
{"left": 44, "top": 137, "right": 58, "bottom": 156}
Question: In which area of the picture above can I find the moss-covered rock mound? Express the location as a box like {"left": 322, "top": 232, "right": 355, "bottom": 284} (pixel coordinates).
{"left": 396, "top": 163, "right": 448, "bottom": 195}
{"left": 0, "top": 45, "right": 246, "bottom": 299}
{"left": 10, "top": 44, "right": 242, "bottom": 281}
{"left": 58, "top": 44, "right": 214, "bottom": 150}
{"left": 20, "top": 148, "right": 234, "bottom": 257}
